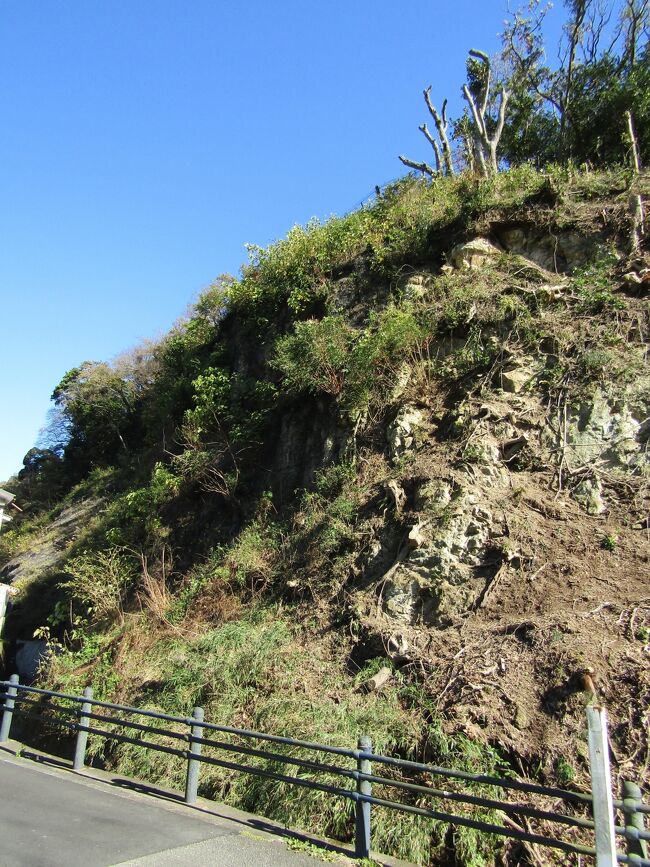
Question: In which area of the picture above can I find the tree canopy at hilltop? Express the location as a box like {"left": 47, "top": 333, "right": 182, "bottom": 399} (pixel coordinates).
{"left": 401, "top": 0, "right": 649, "bottom": 175}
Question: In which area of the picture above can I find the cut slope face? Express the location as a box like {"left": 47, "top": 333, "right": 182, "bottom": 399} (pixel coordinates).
{"left": 2, "top": 166, "right": 649, "bottom": 866}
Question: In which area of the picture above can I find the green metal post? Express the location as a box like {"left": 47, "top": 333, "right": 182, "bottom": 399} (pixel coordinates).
{"left": 355, "top": 735, "right": 372, "bottom": 859}
{"left": 622, "top": 780, "right": 648, "bottom": 861}
{"left": 73, "top": 687, "right": 93, "bottom": 770}
{"left": 0, "top": 674, "right": 18, "bottom": 742}
{"left": 185, "top": 706, "right": 204, "bottom": 805}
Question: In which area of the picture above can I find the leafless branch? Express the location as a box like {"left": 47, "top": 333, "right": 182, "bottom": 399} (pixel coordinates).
{"left": 423, "top": 86, "right": 455, "bottom": 175}
{"left": 398, "top": 155, "right": 436, "bottom": 178}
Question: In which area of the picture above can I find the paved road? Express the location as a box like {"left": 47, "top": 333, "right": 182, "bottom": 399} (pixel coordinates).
{"left": 0, "top": 751, "right": 325, "bottom": 867}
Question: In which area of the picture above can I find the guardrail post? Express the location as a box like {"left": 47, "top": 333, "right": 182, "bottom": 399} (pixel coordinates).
{"left": 586, "top": 706, "right": 617, "bottom": 867}
{"left": 355, "top": 735, "right": 372, "bottom": 859}
{"left": 73, "top": 687, "right": 93, "bottom": 770}
{"left": 185, "top": 706, "right": 204, "bottom": 805}
{"left": 0, "top": 674, "right": 19, "bottom": 742}
{"left": 622, "top": 780, "right": 648, "bottom": 861}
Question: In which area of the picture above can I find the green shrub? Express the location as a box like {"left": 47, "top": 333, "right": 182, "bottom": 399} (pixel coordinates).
{"left": 572, "top": 247, "right": 624, "bottom": 313}
{"left": 62, "top": 547, "right": 136, "bottom": 624}
{"left": 229, "top": 212, "right": 373, "bottom": 316}
{"left": 273, "top": 316, "right": 357, "bottom": 398}
{"left": 274, "top": 303, "right": 427, "bottom": 414}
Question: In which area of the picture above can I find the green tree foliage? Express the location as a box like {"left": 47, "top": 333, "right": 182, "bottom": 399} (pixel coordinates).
{"left": 15, "top": 447, "right": 66, "bottom": 507}
{"left": 172, "top": 367, "right": 278, "bottom": 501}
{"left": 51, "top": 362, "right": 138, "bottom": 469}
{"left": 272, "top": 317, "right": 356, "bottom": 399}
{"left": 404, "top": 0, "right": 649, "bottom": 173}
{"left": 273, "top": 305, "right": 427, "bottom": 414}
{"left": 499, "top": 0, "right": 649, "bottom": 166}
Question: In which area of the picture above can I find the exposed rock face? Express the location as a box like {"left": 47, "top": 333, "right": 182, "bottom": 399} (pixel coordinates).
{"left": 382, "top": 488, "right": 494, "bottom": 626}
{"left": 1, "top": 498, "right": 103, "bottom": 585}
{"left": 566, "top": 389, "right": 648, "bottom": 471}
{"left": 500, "top": 358, "right": 539, "bottom": 394}
{"left": 15, "top": 639, "right": 49, "bottom": 681}
{"left": 497, "top": 226, "right": 602, "bottom": 272}
{"left": 401, "top": 271, "right": 434, "bottom": 300}
{"left": 573, "top": 478, "right": 606, "bottom": 515}
{"left": 450, "top": 238, "right": 502, "bottom": 270}
{"left": 273, "top": 402, "right": 351, "bottom": 498}
{"left": 387, "top": 405, "right": 425, "bottom": 460}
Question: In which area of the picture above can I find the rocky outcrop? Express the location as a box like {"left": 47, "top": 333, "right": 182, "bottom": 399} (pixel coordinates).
{"left": 497, "top": 226, "right": 603, "bottom": 272}
{"left": 450, "top": 238, "right": 502, "bottom": 270}
{"left": 565, "top": 389, "right": 649, "bottom": 472}
{"left": 387, "top": 405, "right": 426, "bottom": 461}
{"left": 1, "top": 498, "right": 103, "bottom": 585}
{"left": 380, "top": 485, "right": 495, "bottom": 626}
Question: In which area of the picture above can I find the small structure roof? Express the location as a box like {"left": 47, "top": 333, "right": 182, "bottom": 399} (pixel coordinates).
{"left": 0, "top": 489, "right": 16, "bottom": 506}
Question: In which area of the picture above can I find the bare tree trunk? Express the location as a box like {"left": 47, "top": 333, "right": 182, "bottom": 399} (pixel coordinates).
{"left": 418, "top": 123, "right": 442, "bottom": 172}
{"left": 559, "top": 0, "right": 588, "bottom": 155}
{"left": 463, "top": 133, "right": 475, "bottom": 174}
{"left": 462, "top": 51, "right": 510, "bottom": 176}
{"left": 423, "top": 90, "right": 455, "bottom": 175}
{"left": 626, "top": 110, "right": 642, "bottom": 173}
{"left": 398, "top": 156, "right": 436, "bottom": 178}
{"left": 399, "top": 90, "right": 454, "bottom": 178}
{"left": 626, "top": 110, "right": 645, "bottom": 253}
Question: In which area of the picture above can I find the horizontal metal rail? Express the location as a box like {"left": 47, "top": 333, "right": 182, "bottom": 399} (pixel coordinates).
{"left": 365, "top": 750, "right": 595, "bottom": 805}
{"left": 357, "top": 791, "right": 598, "bottom": 857}
{"left": 1, "top": 683, "right": 357, "bottom": 757}
{"left": 0, "top": 689, "right": 601, "bottom": 801}
{"left": 357, "top": 771, "right": 596, "bottom": 830}
{"left": 2, "top": 677, "right": 644, "bottom": 864}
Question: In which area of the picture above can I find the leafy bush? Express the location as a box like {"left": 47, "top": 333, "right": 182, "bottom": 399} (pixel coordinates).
{"left": 229, "top": 212, "right": 373, "bottom": 316}
{"left": 216, "top": 515, "right": 280, "bottom": 591}
{"left": 273, "top": 316, "right": 357, "bottom": 398}
{"left": 102, "top": 464, "right": 181, "bottom": 548}
{"left": 572, "top": 247, "right": 624, "bottom": 313}
{"left": 62, "top": 548, "right": 136, "bottom": 624}
{"left": 274, "top": 303, "right": 427, "bottom": 414}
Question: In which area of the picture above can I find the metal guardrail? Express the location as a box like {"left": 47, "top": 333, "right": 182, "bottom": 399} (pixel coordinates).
{"left": 1, "top": 674, "right": 648, "bottom": 864}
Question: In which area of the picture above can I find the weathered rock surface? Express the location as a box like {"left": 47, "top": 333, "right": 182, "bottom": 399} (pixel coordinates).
{"left": 1, "top": 498, "right": 103, "bottom": 585}
{"left": 500, "top": 360, "right": 538, "bottom": 394}
{"left": 498, "top": 226, "right": 602, "bottom": 272}
{"left": 450, "top": 238, "right": 502, "bottom": 270}
{"left": 387, "top": 405, "right": 425, "bottom": 460}
{"left": 381, "top": 489, "right": 494, "bottom": 626}
{"left": 566, "top": 389, "right": 649, "bottom": 472}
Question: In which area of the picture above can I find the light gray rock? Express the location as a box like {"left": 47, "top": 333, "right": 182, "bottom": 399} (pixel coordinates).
{"left": 573, "top": 478, "right": 606, "bottom": 515}
{"left": 501, "top": 365, "right": 536, "bottom": 394}
{"left": 402, "top": 272, "right": 433, "bottom": 300}
{"left": 384, "top": 479, "right": 406, "bottom": 512}
{"left": 566, "top": 390, "right": 646, "bottom": 471}
{"left": 387, "top": 405, "right": 425, "bottom": 460}
{"left": 359, "top": 665, "right": 393, "bottom": 692}
{"left": 498, "top": 227, "right": 603, "bottom": 272}
{"left": 1, "top": 498, "right": 103, "bottom": 585}
{"left": 415, "top": 480, "right": 452, "bottom": 511}
{"left": 381, "top": 490, "right": 493, "bottom": 625}
{"left": 450, "top": 238, "right": 501, "bottom": 270}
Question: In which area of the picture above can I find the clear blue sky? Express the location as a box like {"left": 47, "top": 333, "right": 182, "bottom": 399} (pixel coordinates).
{"left": 0, "top": 0, "right": 564, "bottom": 483}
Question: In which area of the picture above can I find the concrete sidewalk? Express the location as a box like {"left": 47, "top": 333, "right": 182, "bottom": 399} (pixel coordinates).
{"left": 0, "top": 743, "right": 411, "bottom": 867}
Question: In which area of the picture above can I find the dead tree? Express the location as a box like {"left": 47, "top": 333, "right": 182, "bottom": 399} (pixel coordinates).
{"left": 399, "top": 91, "right": 455, "bottom": 178}
{"left": 423, "top": 90, "right": 455, "bottom": 175}
{"left": 462, "top": 49, "right": 510, "bottom": 176}
{"left": 626, "top": 110, "right": 645, "bottom": 253}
